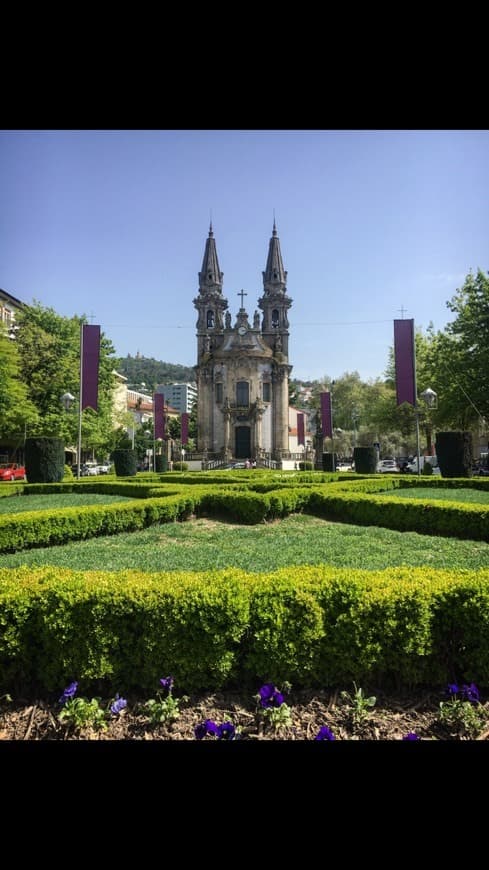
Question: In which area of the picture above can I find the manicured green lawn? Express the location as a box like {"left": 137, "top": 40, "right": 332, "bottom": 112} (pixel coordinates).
{"left": 391, "top": 487, "right": 489, "bottom": 504}
{"left": 0, "top": 493, "right": 135, "bottom": 515}
{"left": 1, "top": 513, "right": 488, "bottom": 572}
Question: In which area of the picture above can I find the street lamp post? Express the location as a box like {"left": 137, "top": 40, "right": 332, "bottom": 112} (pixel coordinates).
{"left": 60, "top": 392, "right": 77, "bottom": 477}
{"left": 127, "top": 384, "right": 147, "bottom": 452}
{"left": 415, "top": 387, "right": 438, "bottom": 476}
{"left": 181, "top": 447, "right": 185, "bottom": 475}
{"left": 352, "top": 408, "right": 359, "bottom": 450}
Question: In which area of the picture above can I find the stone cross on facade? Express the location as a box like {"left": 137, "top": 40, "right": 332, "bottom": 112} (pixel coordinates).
{"left": 237, "top": 289, "right": 247, "bottom": 309}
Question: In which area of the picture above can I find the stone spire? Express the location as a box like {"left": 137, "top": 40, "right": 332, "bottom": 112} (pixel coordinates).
{"left": 198, "top": 222, "right": 224, "bottom": 293}
{"left": 262, "top": 220, "right": 287, "bottom": 293}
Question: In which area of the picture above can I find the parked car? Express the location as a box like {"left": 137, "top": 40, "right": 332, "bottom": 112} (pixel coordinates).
{"left": 81, "top": 462, "right": 99, "bottom": 476}
{"left": 97, "top": 463, "right": 112, "bottom": 474}
{"left": 377, "top": 459, "right": 399, "bottom": 473}
{"left": 0, "top": 463, "right": 26, "bottom": 481}
{"left": 406, "top": 456, "right": 441, "bottom": 475}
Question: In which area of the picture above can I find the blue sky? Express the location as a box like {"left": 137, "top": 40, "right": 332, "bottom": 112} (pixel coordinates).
{"left": 1, "top": 129, "right": 488, "bottom": 382}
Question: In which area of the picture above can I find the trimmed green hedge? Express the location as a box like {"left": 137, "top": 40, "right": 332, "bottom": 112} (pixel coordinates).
{"left": 1, "top": 565, "right": 489, "bottom": 694}
{"left": 1, "top": 478, "right": 489, "bottom": 553}
{"left": 305, "top": 487, "right": 489, "bottom": 541}
{"left": 0, "top": 494, "right": 198, "bottom": 553}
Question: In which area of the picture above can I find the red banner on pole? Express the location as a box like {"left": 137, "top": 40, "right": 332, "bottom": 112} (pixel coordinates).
{"left": 81, "top": 325, "right": 100, "bottom": 411}
{"left": 154, "top": 393, "right": 165, "bottom": 439}
{"left": 394, "top": 319, "right": 416, "bottom": 406}
{"left": 320, "top": 392, "right": 332, "bottom": 438}
{"left": 181, "top": 413, "right": 189, "bottom": 445}
{"left": 297, "top": 412, "right": 305, "bottom": 446}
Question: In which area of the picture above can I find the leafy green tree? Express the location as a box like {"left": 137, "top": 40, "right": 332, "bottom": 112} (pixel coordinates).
{"left": 432, "top": 269, "right": 489, "bottom": 429}
{"left": 168, "top": 417, "right": 181, "bottom": 440}
{"left": 15, "top": 302, "right": 118, "bottom": 458}
{"left": 0, "top": 326, "right": 38, "bottom": 448}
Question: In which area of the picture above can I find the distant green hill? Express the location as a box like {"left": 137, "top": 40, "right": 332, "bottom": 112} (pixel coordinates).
{"left": 116, "top": 355, "right": 196, "bottom": 392}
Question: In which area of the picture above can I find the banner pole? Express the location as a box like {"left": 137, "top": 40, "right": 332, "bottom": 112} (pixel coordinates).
{"left": 77, "top": 323, "right": 83, "bottom": 480}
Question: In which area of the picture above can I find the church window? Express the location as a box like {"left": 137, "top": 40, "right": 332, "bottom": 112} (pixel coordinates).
{"left": 208, "top": 272, "right": 212, "bottom": 280}
{"left": 273, "top": 271, "right": 278, "bottom": 279}
{"left": 216, "top": 383, "right": 223, "bottom": 403}
{"left": 207, "top": 310, "right": 215, "bottom": 328}
{"left": 236, "top": 381, "right": 249, "bottom": 406}
{"left": 263, "top": 382, "right": 271, "bottom": 403}
{"left": 272, "top": 309, "right": 279, "bottom": 328}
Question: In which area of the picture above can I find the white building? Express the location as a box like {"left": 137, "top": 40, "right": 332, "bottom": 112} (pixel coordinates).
{"left": 156, "top": 383, "right": 197, "bottom": 414}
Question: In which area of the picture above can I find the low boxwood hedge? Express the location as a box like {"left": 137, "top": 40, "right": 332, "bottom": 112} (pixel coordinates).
{"left": 1, "top": 565, "right": 489, "bottom": 695}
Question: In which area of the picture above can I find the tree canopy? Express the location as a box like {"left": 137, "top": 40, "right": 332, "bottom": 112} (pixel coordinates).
{"left": 15, "top": 302, "right": 118, "bottom": 458}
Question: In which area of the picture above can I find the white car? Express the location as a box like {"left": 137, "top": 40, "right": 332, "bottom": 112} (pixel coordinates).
{"left": 337, "top": 462, "right": 353, "bottom": 471}
{"left": 406, "top": 456, "right": 441, "bottom": 475}
{"left": 377, "top": 459, "right": 399, "bottom": 473}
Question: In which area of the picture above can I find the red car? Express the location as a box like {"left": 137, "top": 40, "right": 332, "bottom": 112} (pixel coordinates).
{"left": 0, "top": 463, "right": 26, "bottom": 481}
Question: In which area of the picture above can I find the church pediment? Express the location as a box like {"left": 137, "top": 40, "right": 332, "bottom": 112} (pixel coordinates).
{"left": 215, "top": 329, "right": 273, "bottom": 358}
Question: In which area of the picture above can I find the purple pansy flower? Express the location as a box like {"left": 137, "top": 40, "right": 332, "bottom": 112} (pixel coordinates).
{"left": 447, "top": 683, "right": 459, "bottom": 696}
{"left": 194, "top": 719, "right": 220, "bottom": 740}
{"left": 402, "top": 732, "right": 420, "bottom": 741}
{"left": 110, "top": 694, "right": 127, "bottom": 716}
{"left": 194, "top": 722, "right": 208, "bottom": 740}
{"left": 59, "top": 681, "right": 78, "bottom": 705}
{"left": 159, "top": 676, "right": 174, "bottom": 694}
{"left": 461, "top": 683, "right": 480, "bottom": 703}
{"left": 259, "top": 683, "right": 284, "bottom": 708}
{"left": 314, "top": 726, "right": 336, "bottom": 741}
{"left": 218, "top": 722, "right": 236, "bottom": 740}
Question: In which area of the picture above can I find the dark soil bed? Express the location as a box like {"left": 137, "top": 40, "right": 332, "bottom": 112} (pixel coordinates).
{"left": 2, "top": 688, "right": 488, "bottom": 741}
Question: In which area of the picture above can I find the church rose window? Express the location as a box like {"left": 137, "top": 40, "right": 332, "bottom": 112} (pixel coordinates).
{"left": 236, "top": 381, "right": 249, "bottom": 406}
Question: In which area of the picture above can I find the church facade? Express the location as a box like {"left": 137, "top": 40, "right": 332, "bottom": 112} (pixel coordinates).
{"left": 194, "top": 223, "right": 293, "bottom": 461}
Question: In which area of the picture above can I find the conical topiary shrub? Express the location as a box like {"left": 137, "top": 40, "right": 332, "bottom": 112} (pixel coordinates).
{"left": 435, "top": 431, "right": 473, "bottom": 478}
{"left": 353, "top": 446, "right": 378, "bottom": 474}
{"left": 155, "top": 455, "right": 168, "bottom": 472}
{"left": 25, "top": 437, "right": 65, "bottom": 483}
{"left": 112, "top": 449, "right": 137, "bottom": 477}
{"left": 322, "top": 452, "right": 337, "bottom": 472}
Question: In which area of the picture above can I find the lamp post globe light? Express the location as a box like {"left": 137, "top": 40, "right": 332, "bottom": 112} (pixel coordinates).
{"left": 60, "top": 392, "right": 75, "bottom": 411}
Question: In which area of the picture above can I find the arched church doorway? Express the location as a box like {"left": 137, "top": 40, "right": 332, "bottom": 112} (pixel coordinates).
{"left": 235, "top": 426, "right": 251, "bottom": 459}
